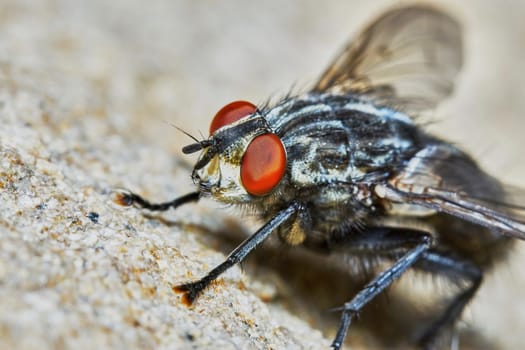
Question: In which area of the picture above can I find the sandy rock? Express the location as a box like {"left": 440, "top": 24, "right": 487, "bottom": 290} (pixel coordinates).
{"left": 1, "top": 1, "right": 524, "bottom": 350}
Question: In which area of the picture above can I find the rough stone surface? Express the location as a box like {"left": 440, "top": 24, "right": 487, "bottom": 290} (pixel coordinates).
{"left": 0, "top": 1, "right": 524, "bottom": 350}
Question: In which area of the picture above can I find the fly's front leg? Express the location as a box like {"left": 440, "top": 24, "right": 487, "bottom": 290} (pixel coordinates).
{"left": 329, "top": 227, "right": 434, "bottom": 350}
{"left": 174, "top": 202, "right": 302, "bottom": 305}
{"left": 113, "top": 190, "right": 200, "bottom": 211}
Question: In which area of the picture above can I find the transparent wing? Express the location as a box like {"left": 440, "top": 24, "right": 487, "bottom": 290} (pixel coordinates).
{"left": 313, "top": 5, "right": 462, "bottom": 113}
{"left": 379, "top": 145, "right": 525, "bottom": 239}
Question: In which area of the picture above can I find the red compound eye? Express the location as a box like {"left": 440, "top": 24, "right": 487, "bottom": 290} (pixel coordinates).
{"left": 240, "top": 133, "right": 286, "bottom": 196}
{"left": 209, "top": 100, "right": 257, "bottom": 135}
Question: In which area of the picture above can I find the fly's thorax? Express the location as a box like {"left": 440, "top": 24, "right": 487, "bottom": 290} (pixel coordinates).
{"left": 266, "top": 92, "right": 419, "bottom": 191}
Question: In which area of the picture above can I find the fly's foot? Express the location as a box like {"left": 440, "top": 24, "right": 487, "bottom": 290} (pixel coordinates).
{"left": 112, "top": 189, "right": 136, "bottom": 207}
{"left": 173, "top": 280, "right": 208, "bottom": 306}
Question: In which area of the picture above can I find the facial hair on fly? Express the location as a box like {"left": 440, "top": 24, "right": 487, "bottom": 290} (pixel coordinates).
{"left": 113, "top": 5, "right": 525, "bottom": 350}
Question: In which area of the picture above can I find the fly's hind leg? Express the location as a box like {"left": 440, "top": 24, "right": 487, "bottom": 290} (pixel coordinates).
{"left": 327, "top": 226, "right": 483, "bottom": 349}
{"left": 414, "top": 250, "right": 482, "bottom": 350}
{"left": 326, "top": 227, "right": 435, "bottom": 350}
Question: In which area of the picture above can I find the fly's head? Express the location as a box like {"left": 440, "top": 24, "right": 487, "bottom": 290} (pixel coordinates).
{"left": 184, "top": 101, "right": 287, "bottom": 204}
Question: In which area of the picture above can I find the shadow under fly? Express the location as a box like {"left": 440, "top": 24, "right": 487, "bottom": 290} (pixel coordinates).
{"left": 115, "top": 4, "right": 525, "bottom": 350}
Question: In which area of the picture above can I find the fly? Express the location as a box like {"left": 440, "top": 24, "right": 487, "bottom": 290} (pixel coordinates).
{"left": 115, "top": 5, "right": 525, "bottom": 349}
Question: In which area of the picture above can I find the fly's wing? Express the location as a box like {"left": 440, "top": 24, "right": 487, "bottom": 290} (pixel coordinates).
{"left": 377, "top": 144, "right": 525, "bottom": 239}
{"left": 313, "top": 5, "right": 462, "bottom": 113}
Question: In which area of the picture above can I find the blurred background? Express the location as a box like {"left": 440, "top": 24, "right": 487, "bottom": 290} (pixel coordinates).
{"left": 1, "top": 0, "right": 523, "bottom": 348}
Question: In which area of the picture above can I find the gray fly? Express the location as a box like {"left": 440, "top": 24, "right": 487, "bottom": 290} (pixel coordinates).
{"left": 116, "top": 5, "right": 525, "bottom": 349}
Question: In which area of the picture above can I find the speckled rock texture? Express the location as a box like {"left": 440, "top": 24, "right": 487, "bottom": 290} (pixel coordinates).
{"left": 0, "top": 1, "right": 524, "bottom": 350}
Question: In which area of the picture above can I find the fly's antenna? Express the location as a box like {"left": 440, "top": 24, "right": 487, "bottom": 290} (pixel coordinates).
{"left": 182, "top": 140, "right": 213, "bottom": 154}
